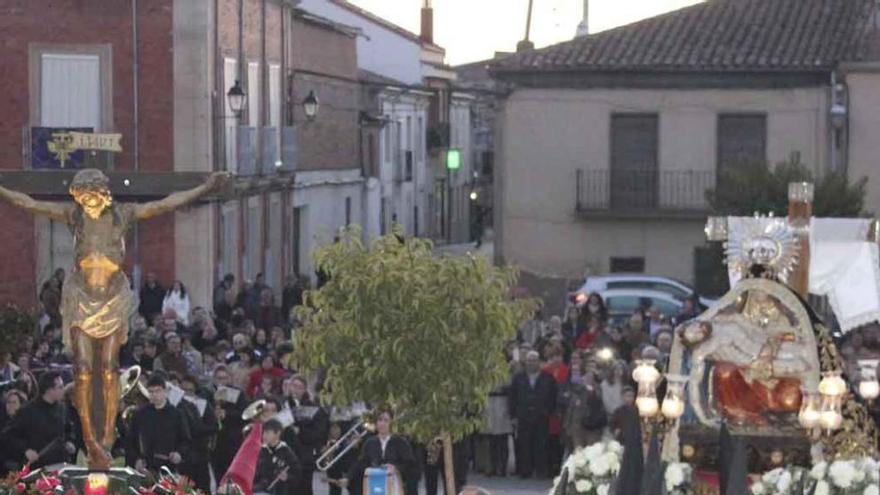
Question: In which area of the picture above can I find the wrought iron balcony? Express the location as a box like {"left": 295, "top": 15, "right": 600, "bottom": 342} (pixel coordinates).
{"left": 575, "top": 168, "right": 715, "bottom": 218}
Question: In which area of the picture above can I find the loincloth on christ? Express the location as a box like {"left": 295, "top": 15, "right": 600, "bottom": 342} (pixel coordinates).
{"left": 61, "top": 270, "right": 134, "bottom": 348}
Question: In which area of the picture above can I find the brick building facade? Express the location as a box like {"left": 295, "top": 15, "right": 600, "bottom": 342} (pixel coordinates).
{"left": 0, "top": 0, "right": 177, "bottom": 307}
{"left": 0, "top": 0, "right": 304, "bottom": 310}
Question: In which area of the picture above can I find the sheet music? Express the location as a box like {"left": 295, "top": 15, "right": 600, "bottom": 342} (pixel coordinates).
{"left": 167, "top": 383, "right": 185, "bottom": 407}
{"left": 215, "top": 385, "right": 241, "bottom": 404}
{"left": 273, "top": 408, "right": 295, "bottom": 428}
{"left": 294, "top": 406, "right": 319, "bottom": 421}
{"left": 183, "top": 395, "right": 208, "bottom": 417}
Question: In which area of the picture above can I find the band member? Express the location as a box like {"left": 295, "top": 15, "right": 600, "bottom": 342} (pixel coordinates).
{"left": 212, "top": 365, "right": 247, "bottom": 478}
{"left": 344, "top": 408, "right": 417, "bottom": 495}
{"left": 282, "top": 375, "right": 328, "bottom": 495}
{"left": 254, "top": 419, "right": 301, "bottom": 495}
{"left": 127, "top": 375, "right": 191, "bottom": 473}
{"left": 178, "top": 375, "right": 218, "bottom": 492}
{"left": 4, "top": 372, "right": 77, "bottom": 468}
{"left": 321, "top": 422, "right": 355, "bottom": 495}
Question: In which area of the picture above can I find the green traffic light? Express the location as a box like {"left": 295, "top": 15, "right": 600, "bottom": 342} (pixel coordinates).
{"left": 446, "top": 149, "right": 461, "bottom": 170}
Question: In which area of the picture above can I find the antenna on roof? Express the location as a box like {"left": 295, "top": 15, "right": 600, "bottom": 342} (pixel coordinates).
{"left": 516, "top": 0, "right": 535, "bottom": 52}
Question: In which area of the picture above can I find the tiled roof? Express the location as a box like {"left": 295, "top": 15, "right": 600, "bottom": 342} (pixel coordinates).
{"left": 327, "top": 0, "right": 445, "bottom": 52}
{"left": 293, "top": 8, "right": 359, "bottom": 38}
{"left": 358, "top": 69, "right": 408, "bottom": 87}
{"left": 492, "top": 0, "right": 880, "bottom": 74}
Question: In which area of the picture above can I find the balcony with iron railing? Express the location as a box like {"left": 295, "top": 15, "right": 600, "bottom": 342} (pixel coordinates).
{"left": 575, "top": 168, "right": 715, "bottom": 219}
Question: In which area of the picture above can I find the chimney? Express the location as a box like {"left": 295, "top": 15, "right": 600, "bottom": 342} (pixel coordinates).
{"left": 575, "top": 0, "right": 589, "bottom": 37}
{"left": 420, "top": 0, "right": 433, "bottom": 45}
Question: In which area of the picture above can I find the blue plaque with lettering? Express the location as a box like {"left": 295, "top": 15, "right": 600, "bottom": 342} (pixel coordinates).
{"left": 31, "top": 127, "right": 92, "bottom": 169}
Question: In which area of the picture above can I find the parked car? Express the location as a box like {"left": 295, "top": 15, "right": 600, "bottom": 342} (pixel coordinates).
{"left": 566, "top": 274, "right": 716, "bottom": 312}
{"left": 597, "top": 288, "right": 684, "bottom": 326}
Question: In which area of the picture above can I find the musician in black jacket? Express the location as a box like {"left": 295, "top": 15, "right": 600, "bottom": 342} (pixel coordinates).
{"left": 281, "top": 375, "right": 328, "bottom": 495}
{"left": 344, "top": 409, "right": 417, "bottom": 495}
{"left": 3, "top": 372, "right": 77, "bottom": 468}
{"left": 508, "top": 351, "right": 557, "bottom": 479}
{"left": 211, "top": 365, "right": 247, "bottom": 479}
{"left": 127, "top": 375, "right": 191, "bottom": 473}
{"left": 178, "top": 375, "right": 219, "bottom": 492}
{"left": 254, "top": 419, "right": 301, "bottom": 495}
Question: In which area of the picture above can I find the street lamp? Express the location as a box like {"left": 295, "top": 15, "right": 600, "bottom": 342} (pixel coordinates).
{"left": 226, "top": 80, "right": 246, "bottom": 117}
{"left": 302, "top": 90, "right": 319, "bottom": 121}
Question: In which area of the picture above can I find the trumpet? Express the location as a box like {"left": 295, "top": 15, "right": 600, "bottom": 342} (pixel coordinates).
{"left": 316, "top": 420, "right": 375, "bottom": 472}
{"left": 241, "top": 399, "right": 267, "bottom": 435}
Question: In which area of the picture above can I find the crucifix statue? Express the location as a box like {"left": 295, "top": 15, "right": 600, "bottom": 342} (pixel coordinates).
{"left": 0, "top": 168, "right": 227, "bottom": 469}
{"left": 705, "top": 182, "right": 880, "bottom": 333}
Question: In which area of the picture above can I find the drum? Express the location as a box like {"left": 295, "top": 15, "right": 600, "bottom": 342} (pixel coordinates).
{"left": 362, "top": 466, "right": 404, "bottom": 495}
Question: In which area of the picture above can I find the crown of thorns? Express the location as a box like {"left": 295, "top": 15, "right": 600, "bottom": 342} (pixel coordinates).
{"left": 69, "top": 169, "right": 110, "bottom": 193}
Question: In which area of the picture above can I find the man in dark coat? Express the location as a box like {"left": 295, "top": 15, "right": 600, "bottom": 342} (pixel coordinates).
{"left": 254, "top": 419, "right": 301, "bottom": 495}
{"left": 139, "top": 272, "right": 165, "bottom": 321}
{"left": 211, "top": 366, "right": 247, "bottom": 479}
{"left": 127, "top": 375, "right": 191, "bottom": 473}
{"left": 178, "top": 376, "right": 219, "bottom": 492}
{"left": 3, "top": 372, "right": 77, "bottom": 468}
{"left": 281, "top": 376, "right": 329, "bottom": 495}
{"left": 508, "top": 350, "right": 557, "bottom": 479}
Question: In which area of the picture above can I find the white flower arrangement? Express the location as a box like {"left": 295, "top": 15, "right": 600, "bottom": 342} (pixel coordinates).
{"left": 550, "top": 440, "right": 623, "bottom": 495}
{"left": 549, "top": 441, "right": 694, "bottom": 495}
{"left": 750, "top": 466, "right": 808, "bottom": 495}
{"left": 751, "top": 458, "right": 879, "bottom": 495}
{"left": 665, "top": 461, "right": 694, "bottom": 495}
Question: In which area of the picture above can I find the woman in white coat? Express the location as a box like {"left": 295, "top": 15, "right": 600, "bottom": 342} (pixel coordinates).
{"left": 162, "top": 280, "right": 191, "bottom": 326}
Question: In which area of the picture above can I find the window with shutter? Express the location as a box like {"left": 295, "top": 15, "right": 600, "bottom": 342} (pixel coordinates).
{"left": 610, "top": 114, "right": 659, "bottom": 209}
{"left": 717, "top": 114, "right": 767, "bottom": 170}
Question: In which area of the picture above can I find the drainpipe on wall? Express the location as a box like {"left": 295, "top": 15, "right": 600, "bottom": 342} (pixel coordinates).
{"left": 132, "top": 0, "right": 142, "bottom": 288}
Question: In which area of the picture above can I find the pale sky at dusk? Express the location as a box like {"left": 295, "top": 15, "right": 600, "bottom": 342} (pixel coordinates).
{"left": 348, "top": 0, "right": 705, "bottom": 66}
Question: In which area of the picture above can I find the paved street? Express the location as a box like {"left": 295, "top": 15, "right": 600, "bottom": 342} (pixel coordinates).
{"left": 313, "top": 472, "right": 553, "bottom": 495}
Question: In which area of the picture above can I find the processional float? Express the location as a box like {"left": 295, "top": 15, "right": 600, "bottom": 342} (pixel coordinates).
{"left": 631, "top": 183, "right": 879, "bottom": 484}
{"left": 0, "top": 163, "right": 226, "bottom": 492}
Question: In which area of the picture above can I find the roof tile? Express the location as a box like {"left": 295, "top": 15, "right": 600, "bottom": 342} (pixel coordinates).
{"left": 492, "top": 0, "right": 879, "bottom": 74}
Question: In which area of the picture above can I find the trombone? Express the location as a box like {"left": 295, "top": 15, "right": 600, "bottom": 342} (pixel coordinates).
{"left": 315, "top": 420, "right": 375, "bottom": 472}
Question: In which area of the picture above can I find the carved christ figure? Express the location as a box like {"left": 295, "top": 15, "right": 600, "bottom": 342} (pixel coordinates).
{"left": 680, "top": 278, "right": 820, "bottom": 428}
{"left": 0, "top": 168, "right": 227, "bottom": 468}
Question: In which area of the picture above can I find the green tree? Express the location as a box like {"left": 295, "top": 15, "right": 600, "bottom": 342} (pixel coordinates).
{"left": 706, "top": 159, "right": 867, "bottom": 217}
{"left": 293, "top": 226, "right": 535, "bottom": 493}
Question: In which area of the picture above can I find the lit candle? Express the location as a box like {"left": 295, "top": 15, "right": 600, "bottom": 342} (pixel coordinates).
{"left": 636, "top": 396, "right": 659, "bottom": 417}
{"left": 84, "top": 473, "right": 109, "bottom": 495}
{"left": 661, "top": 396, "right": 684, "bottom": 419}
{"left": 798, "top": 390, "right": 821, "bottom": 429}
{"left": 859, "top": 380, "right": 880, "bottom": 400}
{"left": 818, "top": 410, "right": 842, "bottom": 431}
{"left": 857, "top": 360, "right": 879, "bottom": 401}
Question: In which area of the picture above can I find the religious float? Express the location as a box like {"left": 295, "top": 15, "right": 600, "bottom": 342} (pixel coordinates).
{"left": 553, "top": 182, "right": 880, "bottom": 495}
